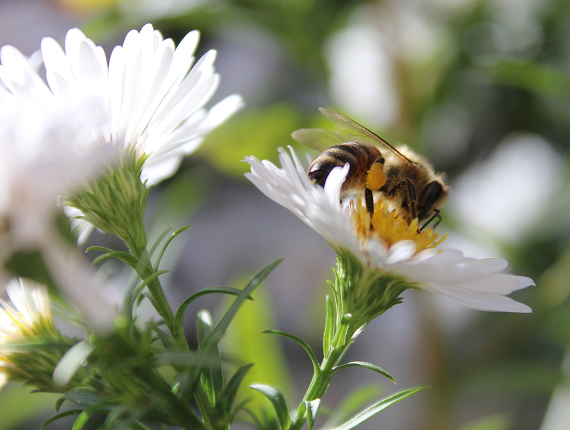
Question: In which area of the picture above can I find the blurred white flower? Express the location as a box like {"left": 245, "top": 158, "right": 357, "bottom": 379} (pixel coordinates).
{"left": 245, "top": 147, "right": 533, "bottom": 313}
{"left": 0, "top": 95, "right": 107, "bottom": 263}
{"left": 450, "top": 133, "right": 565, "bottom": 243}
{"left": 0, "top": 96, "right": 117, "bottom": 331}
{"left": 0, "top": 23, "right": 243, "bottom": 185}
{"left": 0, "top": 278, "right": 52, "bottom": 342}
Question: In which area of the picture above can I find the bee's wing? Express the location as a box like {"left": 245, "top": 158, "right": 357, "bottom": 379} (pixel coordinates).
{"left": 291, "top": 128, "right": 347, "bottom": 152}
{"left": 319, "top": 108, "right": 412, "bottom": 163}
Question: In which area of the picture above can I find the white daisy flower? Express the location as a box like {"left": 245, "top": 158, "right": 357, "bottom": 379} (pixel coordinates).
{"left": 0, "top": 23, "right": 243, "bottom": 184}
{"left": 245, "top": 147, "right": 533, "bottom": 314}
{"left": 1, "top": 24, "right": 243, "bottom": 243}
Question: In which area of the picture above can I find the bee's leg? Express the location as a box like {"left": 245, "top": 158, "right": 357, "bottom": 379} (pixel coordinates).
{"left": 365, "top": 188, "right": 374, "bottom": 215}
{"left": 406, "top": 179, "right": 418, "bottom": 221}
{"left": 419, "top": 209, "right": 441, "bottom": 232}
{"left": 381, "top": 179, "right": 418, "bottom": 225}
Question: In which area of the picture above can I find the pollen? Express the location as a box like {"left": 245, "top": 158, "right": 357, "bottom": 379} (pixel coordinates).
{"left": 349, "top": 196, "right": 446, "bottom": 254}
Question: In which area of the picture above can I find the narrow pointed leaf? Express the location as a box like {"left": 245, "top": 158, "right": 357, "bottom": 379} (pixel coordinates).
{"left": 197, "top": 310, "right": 224, "bottom": 404}
{"left": 173, "top": 286, "right": 253, "bottom": 341}
{"left": 56, "top": 389, "right": 103, "bottom": 410}
{"left": 124, "top": 270, "right": 169, "bottom": 314}
{"left": 329, "top": 386, "right": 427, "bottom": 430}
{"left": 250, "top": 384, "right": 291, "bottom": 430}
{"left": 202, "top": 259, "right": 283, "bottom": 352}
{"left": 332, "top": 361, "right": 395, "bottom": 384}
{"left": 91, "top": 251, "right": 140, "bottom": 269}
{"left": 224, "top": 363, "right": 254, "bottom": 411}
{"left": 139, "top": 292, "right": 158, "bottom": 309}
{"left": 41, "top": 410, "right": 83, "bottom": 428}
{"left": 305, "top": 399, "right": 321, "bottom": 430}
{"left": 154, "top": 226, "right": 190, "bottom": 270}
{"left": 323, "top": 295, "right": 335, "bottom": 356}
{"left": 325, "top": 384, "right": 383, "bottom": 428}
{"left": 263, "top": 330, "right": 319, "bottom": 375}
{"left": 72, "top": 402, "right": 108, "bottom": 430}
{"left": 85, "top": 246, "right": 114, "bottom": 253}
{"left": 148, "top": 225, "right": 174, "bottom": 258}
{"left": 229, "top": 398, "right": 252, "bottom": 423}
{"left": 131, "top": 422, "right": 154, "bottom": 430}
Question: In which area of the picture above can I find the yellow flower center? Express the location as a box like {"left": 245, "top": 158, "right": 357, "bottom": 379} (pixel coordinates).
{"left": 349, "top": 196, "right": 446, "bottom": 255}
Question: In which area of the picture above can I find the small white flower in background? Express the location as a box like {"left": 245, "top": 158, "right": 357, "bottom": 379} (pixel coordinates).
{"left": 245, "top": 147, "right": 533, "bottom": 313}
{"left": 0, "top": 278, "right": 52, "bottom": 342}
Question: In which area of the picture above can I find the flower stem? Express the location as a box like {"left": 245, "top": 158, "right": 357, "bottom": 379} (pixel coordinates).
{"left": 288, "top": 315, "right": 355, "bottom": 430}
{"left": 125, "top": 231, "right": 178, "bottom": 343}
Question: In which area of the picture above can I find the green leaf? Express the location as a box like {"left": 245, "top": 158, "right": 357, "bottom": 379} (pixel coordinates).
{"left": 325, "top": 383, "right": 383, "bottom": 428}
{"left": 153, "top": 226, "right": 190, "bottom": 270}
{"left": 41, "top": 410, "right": 83, "bottom": 429}
{"left": 197, "top": 310, "right": 224, "bottom": 405}
{"left": 56, "top": 389, "right": 104, "bottom": 411}
{"left": 229, "top": 399, "right": 252, "bottom": 423}
{"left": 148, "top": 225, "right": 174, "bottom": 258}
{"left": 91, "top": 251, "right": 140, "bottom": 270}
{"left": 323, "top": 295, "right": 335, "bottom": 355}
{"left": 332, "top": 361, "right": 396, "bottom": 384}
{"left": 201, "top": 258, "right": 283, "bottom": 352}
{"left": 221, "top": 285, "right": 292, "bottom": 408}
{"left": 85, "top": 246, "right": 114, "bottom": 253}
{"left": 328, "top": 386, "right": 427, "bottom": 430}
{"left": 305, "top": 399, "right": 321, "bottom": 430}
{"left": 263, "top": 330, "right": 319, "bottom": 375}
{"left": 72, "top": 403, "right": 108, "bottom": 430}
{"left": 250, "top": 384, "right": 291, "bottom": 430}
{"left": 173, "top": 286, "right": 253, "bottom": 342}
{"left": 124, "top": 270, "right": 169, "bottom": 313}
{"left": 223, "top": 363, "right": 254, "bottom": 411}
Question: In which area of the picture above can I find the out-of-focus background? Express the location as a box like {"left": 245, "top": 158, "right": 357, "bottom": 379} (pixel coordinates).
{"left": 2, "top": 0, "right": 570, "bottom": 429}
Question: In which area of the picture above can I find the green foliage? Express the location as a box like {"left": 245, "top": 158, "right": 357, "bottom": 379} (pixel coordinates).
{"left": 331, "top": 362, "right": 395, "bottom": 385}
{"left": 327, "top": 387, "right": 428, "bottom": 430}
{"left": 66, "top": 147, "right": 150, "bottom": 256}
{"left": 199, "top": 104, "right": 306, "bottom": 178}
{"left": 324, "top": 384, "right": 385, "bottom": 428}
{"left": 221, "top": 286, "right": 293, "bottom": 415}
{"left": 250, "top": 384, "right": 291, "bottom": 430}
{"left": 457, "top": 414, "right": 513, "bottom": 430}
{"left": 263, "top": 330, "right": 320, "bottom": 375}
{"left": 332, "top": 249, "right": 418, "bottom": 335}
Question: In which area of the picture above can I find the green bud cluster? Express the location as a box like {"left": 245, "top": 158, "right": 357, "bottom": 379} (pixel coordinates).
{"left": 332, "top": 249, "right": 418, "bottom": 334}
{"left": 65, "top": 146, "right": 150, "bottom": 254}
{"left": 0, "top": 322, "right": 84, "bottom": 393}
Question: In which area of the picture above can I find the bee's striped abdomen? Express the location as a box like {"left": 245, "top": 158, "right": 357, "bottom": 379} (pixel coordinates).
{"left": 307, "top": 143, "right": 382, "bottom": 191}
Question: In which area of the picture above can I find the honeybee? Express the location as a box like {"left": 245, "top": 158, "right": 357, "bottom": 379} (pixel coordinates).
{"left": 292, "top": 108, "right": 449, "bottom": 230}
